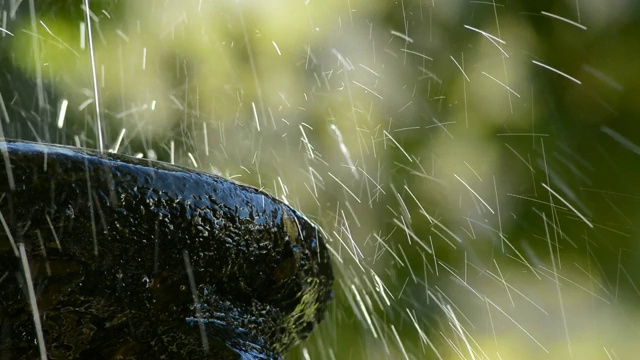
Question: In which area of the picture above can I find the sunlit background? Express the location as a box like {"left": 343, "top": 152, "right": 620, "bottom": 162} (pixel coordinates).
{"left": 2, "top": 0, "right": 640, "bottom": 358}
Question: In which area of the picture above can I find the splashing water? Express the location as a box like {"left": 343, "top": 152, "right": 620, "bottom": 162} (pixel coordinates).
{"left": 1, "top": 1, "right": 640, "bottom": 359}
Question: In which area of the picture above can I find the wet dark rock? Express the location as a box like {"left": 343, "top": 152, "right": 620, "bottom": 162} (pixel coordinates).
{"left": 0, "top": 140, "right": 333, "bottom": 359}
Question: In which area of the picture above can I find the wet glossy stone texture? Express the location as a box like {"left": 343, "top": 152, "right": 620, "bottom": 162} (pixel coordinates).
{"left": 0, "top": 141, "right": 333, "bottom": 359}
